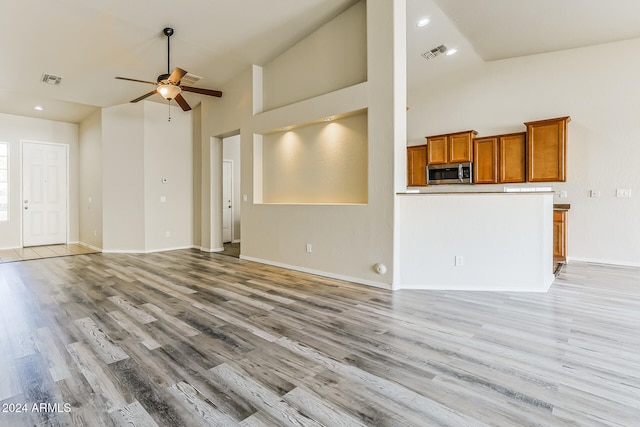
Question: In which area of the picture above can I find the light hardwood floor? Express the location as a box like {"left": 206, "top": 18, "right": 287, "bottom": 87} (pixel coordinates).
{"left": 0, "top": 250, "right": 638, "bottom": 426}
{"left": 0, "top": 244, "right": 98, "bottom": 264}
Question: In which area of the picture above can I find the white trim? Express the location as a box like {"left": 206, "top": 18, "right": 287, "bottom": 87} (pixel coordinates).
{"left": 397, "top": 282, "right": 553, "bottom": 292}
{"left": 76, "top": 241, "right": 102, "bottom": 252}
{"left": 568, "top": 256, "right": 640, "bottom": 269}
{"left": 232, "top": 239, "right": 241, "bottom": 244}
{"left": 102, "top": 245, "right": 194, "bottom": 254}
{"left": 198, "top": 246, "right": 225, "bottom": 253}
{"left": 239, "top": 255, "right": 392, "bottom": 290}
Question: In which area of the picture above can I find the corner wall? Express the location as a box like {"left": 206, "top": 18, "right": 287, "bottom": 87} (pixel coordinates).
{"left": 201, "top": 0, "right": 407, "bottom": 287}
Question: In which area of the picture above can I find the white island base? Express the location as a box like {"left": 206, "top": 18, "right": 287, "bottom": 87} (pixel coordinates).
{"left": 396, "top": 192, "right": 555, "bottom": 292}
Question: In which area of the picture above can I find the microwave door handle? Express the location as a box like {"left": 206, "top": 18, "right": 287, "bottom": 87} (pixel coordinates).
{"left": 458, "top": 164, "right": 463, "bottom": 182}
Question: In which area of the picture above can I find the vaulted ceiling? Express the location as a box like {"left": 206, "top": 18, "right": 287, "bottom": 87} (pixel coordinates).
{"left": 2, "top": 0, "right": 639, "bottom": 124}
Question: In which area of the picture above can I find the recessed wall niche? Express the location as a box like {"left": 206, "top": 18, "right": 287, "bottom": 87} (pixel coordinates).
{"left": 256, "top": 111, "right": 368, "bottom": 204}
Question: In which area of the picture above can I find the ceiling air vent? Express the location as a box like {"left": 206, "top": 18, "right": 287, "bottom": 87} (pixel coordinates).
{"left": 421, "top": 44, "right": 447, "bottom": 61}
{"left": 41, "top": 73, "right": 63, "bottom": 85}
{"left": 180, "top": 73, "right": 202, "bottom": 86}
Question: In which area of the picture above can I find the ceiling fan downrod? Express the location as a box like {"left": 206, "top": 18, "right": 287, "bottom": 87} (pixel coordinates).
{"left": 163, "top": 27, "right": 174, "bottom": 75}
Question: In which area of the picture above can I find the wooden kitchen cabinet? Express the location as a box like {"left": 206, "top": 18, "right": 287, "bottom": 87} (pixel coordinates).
{"left": 407, "top": 145, "right": 427, "bottom": 186}
{"left": 499, "top": 132, "right": 526, "bottom": 183}
{"left": 526, "top": 116, "right": 570, "bottom": 182}
{"left": 426, "top": 135, "right": 448, "bottom": 165}
{"left": 426, "top": 130, "right": 477, "bottom": 165}
{"left": 473, "top": 132, "right": 526, "bottom": 184}
{"left": 473, "top": 136, "right": 498, "bottom": 184}
{"left": 553, "top": 209, "right": 568, "bottom": 262}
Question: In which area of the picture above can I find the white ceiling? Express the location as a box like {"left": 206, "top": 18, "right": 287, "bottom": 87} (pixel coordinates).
{"left": 2, "top": 0, "right": 640, "bottom": 124}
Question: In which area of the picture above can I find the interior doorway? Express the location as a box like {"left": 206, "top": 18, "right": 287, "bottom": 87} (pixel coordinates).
{"left": 22, "top": 141, "right": 68, "bottom": 247}
{"left": 221, "top": 134, "right": 241, "bottom": 256}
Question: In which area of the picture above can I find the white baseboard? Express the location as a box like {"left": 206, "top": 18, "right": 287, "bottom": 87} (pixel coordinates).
{"left": 239, "top": 255, "right": 392, "bottom": 290}
{"left": 198, "top": 247, "right": 225, "bottom": 253}
{"left": 77, "top": 242, "right": 102, "bottom": 252}
{"left": 568, "top": 256, "right": 640, "bottom": 268}
{"left": 102, "top": 245, "right": 194, "bottom": 254}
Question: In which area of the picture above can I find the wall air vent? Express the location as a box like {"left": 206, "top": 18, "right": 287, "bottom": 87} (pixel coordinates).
{"left": 41, "top": 73, "right": 63, "bottom": 85}
{"left": 421, "top": 44, "right": 447, "bottom": 61}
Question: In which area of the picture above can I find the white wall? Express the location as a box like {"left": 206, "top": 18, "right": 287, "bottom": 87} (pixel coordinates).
{"left": 407, "top": 37, "right": 640, "bottom": 267}
{"left": 0, "top": 113, "right": 79, "bottom": 249}
{"left": 398, "top": 193, "right": 554, "bottom": 291}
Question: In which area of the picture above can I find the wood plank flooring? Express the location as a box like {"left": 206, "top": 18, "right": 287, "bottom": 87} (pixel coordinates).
{"left": 0, "top": 250, "right": 639, "bottom": 426}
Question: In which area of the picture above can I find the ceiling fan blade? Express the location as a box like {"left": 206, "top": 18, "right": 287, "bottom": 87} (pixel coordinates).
{"left": 174, "top": 94, "right": 192, "bottom": 111}
{"left": 131, "top": 90, "right": 157, "bottom": 103}
{"left": 181, "top": 86, "right": 223, "bottom": 97}
{"left": 168, "top": 67, "right": 188, "bottom": 84}
{"left": 116, "top": 76, "right": 158, "bottom": 85}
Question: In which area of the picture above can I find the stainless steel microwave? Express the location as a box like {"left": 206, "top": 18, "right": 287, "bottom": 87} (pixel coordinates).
{"left": 427, "top": 162, "right": 473, "bottom": 185}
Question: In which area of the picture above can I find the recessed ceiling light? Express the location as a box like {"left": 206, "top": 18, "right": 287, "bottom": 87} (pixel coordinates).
{"left": 445, "top": 48, "right": 458, "bottom": 56}
{"left": 417, "top": 18, "right": 430, "bottom": 28}
{"left": 34, "top": 106, "right": 44, "bottom": 111}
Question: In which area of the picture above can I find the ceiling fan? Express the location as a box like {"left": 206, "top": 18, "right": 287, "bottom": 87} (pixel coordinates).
{"left": 115, "top": 27, "right": 222, "bottom": 112}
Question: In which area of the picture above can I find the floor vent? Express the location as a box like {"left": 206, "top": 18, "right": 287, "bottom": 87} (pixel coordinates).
{"left": 41, "top": 73, "right": 63, "bottom": 85}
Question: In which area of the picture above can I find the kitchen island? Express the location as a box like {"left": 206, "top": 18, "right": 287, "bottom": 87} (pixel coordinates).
{"left": 395, "top": 191, "right": 554, "bottom": 291}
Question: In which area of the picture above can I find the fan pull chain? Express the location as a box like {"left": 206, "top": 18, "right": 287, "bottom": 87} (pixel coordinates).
{"left": 168, "top": 100, "right": 171, "bottom": 122}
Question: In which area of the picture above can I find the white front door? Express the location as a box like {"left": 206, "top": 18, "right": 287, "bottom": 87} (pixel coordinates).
{"left": 222, "top": 160, "right": 233, "bottom": 243}
{"left": 22, "top": 142, "right": 67, "bottom": 247}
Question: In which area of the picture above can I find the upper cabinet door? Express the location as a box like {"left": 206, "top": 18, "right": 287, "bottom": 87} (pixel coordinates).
{"left": 499, "top": 132, "right": 526, "bottom": 183}
{"left": 407, "top": 145, "right": 427, "bottom": 186}
{"left": 426, "top": 135, "right": 448, "bottom": 165}
{"left": 526, "top": 117, "right": 570, "bottom": 182}
{"left": 473, "top": 137, "right": 498, "bottom": 184}
{"left": 449, "top": 131, "right": 476, "bottom": 163}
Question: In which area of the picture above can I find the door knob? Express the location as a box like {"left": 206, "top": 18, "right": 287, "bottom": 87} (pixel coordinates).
{"left": 24, "top": 206, "right": 29, "bottom": 210}
{"left": 24, "top": 200, "right": 28, "bottom": 204}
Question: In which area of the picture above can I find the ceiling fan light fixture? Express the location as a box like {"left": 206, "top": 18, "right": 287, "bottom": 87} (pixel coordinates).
{"left": 157, "top": 83, "right": 182, "bottom": 100}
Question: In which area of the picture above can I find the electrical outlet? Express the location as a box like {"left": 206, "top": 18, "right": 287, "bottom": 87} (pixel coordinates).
{"left": 590, "top": 190, "right": 600, "bottom": 198}
{"left": 165, "top": 231, "right": 171, "bottom": 237}
{"left": 455, "top": 256, "right": 463, "bottom": 267}
{"left": 616, "top": 189, "right": 632, "bottom": 198}
{"left": 306, "top": 243, "right": 312, "bottom": 253}
{"left": 557, "top": 190, "right": 568, "bottom": 198}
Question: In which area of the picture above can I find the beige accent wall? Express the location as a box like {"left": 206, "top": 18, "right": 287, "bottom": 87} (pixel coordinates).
{"left": 102, "top": 103, "right": 146, "bottom": 251}
{"left": 262, "top": 1, "right": 367, "bottom": 111}
{"left": 100, "top": 102, "right": 192, "bottom": 253}
{"left": 261, "top": 112, "right": 368, "bottom": 204}
{"left": 78, "top": 109, "right": 103, "bottom": 248}
{"left": 143, "top": 102, "right": 193, "bottom": 251}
